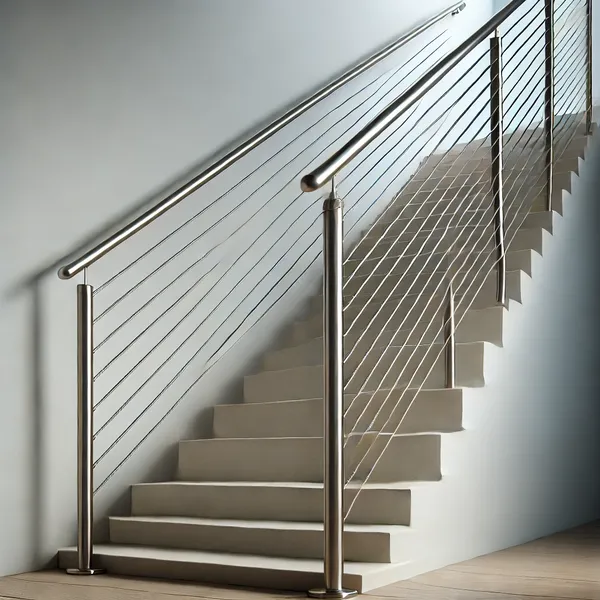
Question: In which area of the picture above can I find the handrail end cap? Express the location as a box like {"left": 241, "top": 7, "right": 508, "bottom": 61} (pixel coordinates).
{"left": 301, "top": 173, "right": 322, "bottom": 193}
{"left": 57, "top": 265, "right": 74, "bottom": 280}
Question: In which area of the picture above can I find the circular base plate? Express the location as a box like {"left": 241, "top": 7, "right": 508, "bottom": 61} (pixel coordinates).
{"left": 308, "top": 589, "right": 358, "bottom": 599}
{"left": 66, "top": 568, "right": 106, "bottom": 576}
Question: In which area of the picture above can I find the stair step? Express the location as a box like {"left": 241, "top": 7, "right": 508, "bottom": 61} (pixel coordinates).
{"left": 414, "top": 153, "right": 579, "bottom": 181}
{"left": 418, "top": 130, "right": 586, "bottom": 173}
{"left": 303, "top": 271, "right": 523, "bottom": 341}
{"left": 341, "top": 264, "right": 524, "bottom": 301}
{"left": 214, "top": 388, "right": 464, "bottom": 438}
{"left": 387, "top": 176, "right": 567, "bottom": 215}
{"left": 283, "top": 305, "right": 504, "bottom": 371}
{"left": 131, "top": 480, "right": 415, "bottom": 525}
{"left": 246, "top": 342, "right": 485, "bottom": 403}
{"left": 375, "top": 206, "right": 553, "bottom": 236}
{"left": 275, "top": 305, "right": 503, "bottom": 372}
{"left": 291, "top": 311, "right": 442, "bottom": 360}
{"left": 350, "top": 224, "right": 544, "bottom": 259}
{"left": 291, "top": 321, "right": 441, "bottom": 357}
{"left": 344, "top": 246, "right": 535, "bottom": 279}
{"left": 58, "top": 544, "right": 412, "bottom": 592}
{"left": 384, "top": 173, "right": 568, "bottom": 218}
{"left": 178, "top": 433, "right": 443, "bottom": 483}
{"left": 109, "top": 516, "right": 412, "bottom": 563}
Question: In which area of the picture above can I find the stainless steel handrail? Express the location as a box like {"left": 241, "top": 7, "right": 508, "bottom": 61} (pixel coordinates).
{"left": 300, "top": 0, "right": 527, "bottom": 192}
{"left": 56, "top": 1, "right": 465, "bottom": 280}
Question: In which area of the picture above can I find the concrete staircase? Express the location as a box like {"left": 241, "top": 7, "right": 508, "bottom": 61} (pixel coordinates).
{"left": 59, "top": 123, "right": 593, "bottom": 592}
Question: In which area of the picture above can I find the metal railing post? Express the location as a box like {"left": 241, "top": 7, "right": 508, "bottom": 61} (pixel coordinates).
{"left": 586, "top": 0, "right": 593, "bottom": 134}
{"left": 444, "top": 280, "right": 456, "bottom": 389}
{"left": 490, "top": 30, "right": 507, "bottom": 307}
{"left": 67, "top": 276, "right": 105, "bottom": 576}
{"left": 308, "top": 181, "right": 356, "bottom": 600}
{"left": 545, "top": 0, "right": 555, "bottom": 212}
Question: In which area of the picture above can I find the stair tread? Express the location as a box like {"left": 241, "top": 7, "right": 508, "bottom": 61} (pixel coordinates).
{"left": 301, "top": 303, "right": 504, "bottom": 325}
{"left": 182, "top": 431, "right": 443, "bottom": 443}
{"left": 344, "top": 246, "right": 532, "bottom": 265}
{"left": 59, "top": 544, "right": 409, "bottom": 573}
{"left": 249, "top": 341, "right": 485, "bottom": 377}
{"left": 134, "top": 480, "right": 431, "bottom": 490}
{"left": 346, "top": 266, "right": 523, "bottom": 282}
{"left": 219, "top": 387, "right": 459, "bottom": 408}
{"left": 111, "top": 515, "right": 409, "bottom": 534}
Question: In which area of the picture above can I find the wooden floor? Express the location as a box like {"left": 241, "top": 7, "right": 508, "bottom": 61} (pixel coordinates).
{"left": 1, "top": 521, "right": 598, "bottom": 600}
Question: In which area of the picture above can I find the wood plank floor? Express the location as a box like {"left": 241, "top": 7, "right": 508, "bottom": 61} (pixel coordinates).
{"left": 0, "top": 520, "right": 598, "bottom": 600}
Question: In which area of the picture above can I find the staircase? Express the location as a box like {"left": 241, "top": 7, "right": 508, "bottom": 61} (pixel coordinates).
{"left": 58, "top": 120, "right": 594, "bottom": 591}
{"left": 56, "top": 0, "right": 596, "bottom": 594}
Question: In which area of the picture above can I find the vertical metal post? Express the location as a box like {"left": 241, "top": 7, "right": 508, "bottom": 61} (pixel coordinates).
{"left": 308, "top": 180, "right": 356, "bottom": 600}
{"left": 444, "top": 280, "right": 456, "bottom": 389}
{"left": 586, "top": 0, "right": 593, "bottom": 134}
{"left": 490, "top": 30, "right": 506, "bottom": 307}
{"left": 67, "top": 280, "right": 105, "bottom": 576}
{"left": 545, "top": 0, "right": 555, "bottom": 212}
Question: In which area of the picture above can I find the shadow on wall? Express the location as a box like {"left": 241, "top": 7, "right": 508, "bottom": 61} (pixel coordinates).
{"left": 4, "top": 113, "right": 322, "bottom": 567}
{"left": 4, "top": 152, "right": 243, "bottom": 567}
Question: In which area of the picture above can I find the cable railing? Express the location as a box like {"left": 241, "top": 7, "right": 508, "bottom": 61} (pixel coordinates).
{"left": 300, "top": 0, "right": 592, "bottom": 597}
{"left": 57, "top": 4, "right": 467, "bottom": 577}
{"left": 56, "top": 0, "right": 593, "bottom": 591}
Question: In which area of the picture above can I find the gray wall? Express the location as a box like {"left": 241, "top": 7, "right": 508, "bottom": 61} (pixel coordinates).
{"left": 0, "top": 0, "right": 494, "bottom": 576}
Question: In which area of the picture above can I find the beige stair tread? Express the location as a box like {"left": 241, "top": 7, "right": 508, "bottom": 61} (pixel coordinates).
{"left": 249, "top": 341, "right": 483, "bottom": 375}
{"left": 221, "top": 387, "right": 455, "bottom": 407}
{"left": 59, "top": 544, "right": 409, "bottom": 573}
{"left": 111, "top": 515, "right": 408, "bottom": 535}
{"left": 134, "top": 479, "right": 431, "bottom": 490}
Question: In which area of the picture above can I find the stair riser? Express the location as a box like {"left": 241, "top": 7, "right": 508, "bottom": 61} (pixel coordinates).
{"left": 418, "top": 137, "right": 584, "bottom": 173}
{"left": 344, "top": 252, "right": 452, "bottom": 278}
{"left": 272, "top": 305, "right": 503, "bottom": 372}
{"left": 376, "top": 205, "right": 551, "bottom": 238}
{"left": 374, "top": 202, "right": 526, "bottom": 234}
{"left": 377, "top": 182, "right": 552, "bottom": 225}
{"left": 367, "top": 212, "right": 498, "bottom": 243}
{"left": 403, "top": 173, "right": 490, "bottom": 195}
{"left": 344, "top": 246, "right": 533, "bottom": 279}
{"left": 109, "top": 519, "right": 407, "bottom": 563}
{"left": 416, "top": 154, "right": 578, "bottom": 180}
{"left": 132, "top": 484, "right": 412, "bottom": 525}
{"left": 369, "top": 208, "right": 495, "bottom": 239}
{"left": 341, "top": 267, "right": 523, "bottom": 306}
{"left": 352, "top": 225, "right": 542, "bottom": 259}
{"left": 291, "top": 304, "right": 444, "bottom": 353}
{"left": 286, "top": 325, "right": 439, "bottom": 364}
{"left": 398, "top": 173, "right": 562, "bottom": 208}
{"left": 247, "top": 342, "right": 484, "bottom": 403}
{"left": 343, "top": 269, "right": 476, "bottom": 302}
{"left": 366, "top": 201, "right": 550, "bottom": 246}
{"left": 325, "top": 248, "right": 533, "bottom": 310}
{"left": 214, "top": 389, "right": 464, "bottom": 438}
{"left": 178, "top": 434, "right": 442, "bottom": 483}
